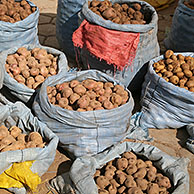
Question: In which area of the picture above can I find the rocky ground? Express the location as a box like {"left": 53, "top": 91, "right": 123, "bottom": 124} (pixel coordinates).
{"left": 0, "top": 0, "right": 193, "bottom": 193}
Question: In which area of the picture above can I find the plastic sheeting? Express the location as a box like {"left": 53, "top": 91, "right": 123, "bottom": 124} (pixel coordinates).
{"left": 164, "top": 0, "right": 194, "bottom": 52}
{"left": 50, "top": 141, "right": 190, "bottom": 194}
{"left": 33, "top": 70, "right": 135, "bottom": 158}
{"left": 56, "top": 0, "right": 85, "bottom": 59}
{"left": 0, "top": 0, "right": 39, "bottom": 52}
{"left": 77, "top": 0, "right": 159, "bottom": 87}
{"left": 139, "top": 53, "right": 194, "bottom": 154}
{"left": 0, "top": 94, "right": 59, "bottom": 194}
{"left": 0, "top": 44, "right": 68, "bottom": 103}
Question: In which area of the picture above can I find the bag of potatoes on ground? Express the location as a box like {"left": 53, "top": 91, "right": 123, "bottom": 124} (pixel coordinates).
{"left": 0, "top": 0, "right": 39, "bottom": 52}
{"left": 136, "top": 50, "right": 194, "bottom": 154}
{"left": 33, "top": 70, "right": 135, "bottom": 158}
{"left": 72, "top": 0, "right": 159, "bottom": 88}
{"left": 0, "top": 44, "right": 68, "bottom": 104}
{"left": 164, "top": 0, "right": 194, "bottom": 52}
{"left": 56, "top": 0, "right": 86, "bottom": 59}
{"left": 50, "top": 141, "right": 189, "bottom": 194}
{"left": 0, "top": 94, "right": 59, "bottom": 194}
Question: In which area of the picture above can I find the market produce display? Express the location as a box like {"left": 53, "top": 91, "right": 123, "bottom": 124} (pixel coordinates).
{"left": 88, "top": 0, "right": 146, "bottom": 24}
{"left": 94, "top": 151, "right": 172, "bottom": 194}
{"left": 47, "top": 79, "right": 129, "bottom": 111}
{"left": 0, "top": 125, "right": 45, "bottom": 152}
{"left": 5, "top": 47, "right": 58, "bottom": 90}
{"left": 184, "top": 0, "right": 194, "bottom": 9}
{"left": 0, "top": 0, "right": 36, "bottom": 23}
{"left": 153, "top": 50, "right": 194, "bottom": 92}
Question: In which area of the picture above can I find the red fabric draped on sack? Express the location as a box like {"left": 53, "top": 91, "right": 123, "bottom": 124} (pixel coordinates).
{"left": 72, "top": 19, "right": 140, "bottom": 71}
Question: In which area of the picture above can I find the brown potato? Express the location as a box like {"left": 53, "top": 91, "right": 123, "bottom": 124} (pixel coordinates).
{"left": 28, "top": 132, "right": 43, "bottom": 145}
{"left": 0, "top": 125, "right": 9, "bottom": 140}
{"left": 10, "top": 126, "right": 21, "bottom": 138}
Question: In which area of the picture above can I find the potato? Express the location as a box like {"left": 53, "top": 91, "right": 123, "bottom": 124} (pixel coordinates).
{"left": 82, "top": 79, "right": 97, "bottom": 90}
{"left": 117, "top": 186, "right": 126, "bottom": 194}
{"left": 102, "top": 7, "right": 117, "bottom": 19}
{"left": 35, "top": 75, "right": 45, "bottom": 83}
{"left": 186, "top": 80, "right": 194, "bottom": 88}
{"left": 30, "top": 67, "right": 39, "bottom": 76}
{"left": 105, "top": 165, "right": 117, "bottom": 172}
{"left": 26, "top": 141, "right": 36, "bottom": 148}
{"left": 69, "top": 93, "right": 80, "bottom": 104}
{"left": 62, "top": 87, "right": 73, "bottom": 98}
{"left": 17, "top": 47, "right": 31, "bottom": 57}
{"left": 10, "top": 126, "right": 21, "bottom": 138}
{"left": 77, "top": 108, "right": 86, "bottom": 112}
{"left": 136, "top": 179, "right": 148, "bottom": 191}
{"left": 127, "top": 187, "right": 143, "bottom": 194}
{"left": 104, "top": 169, "right": 115, "bottom": 180}
{"left": 125, "top": 175, "right": 137, "bottom": 188}
{"left": 21, "top": 69, "right": 30, "bottom": 78}
{"left": 58, "top": 98, "right": 69, "bottom": 108}
{"left": 57, "top": 82, "right": 69, "bottom": 91}
{"left": 136, "top": 159, "right": 146, "bottom": 169}
{"left": 1, "top": 140, "right": 25, "bottom": 152}
{"left": 17, "top": 133, "right": 27, "bottom": 142}
{"left": 34, "top": 49, "right": 47, "bottom": 60}
{"left": 40, "top": 58, "right": 52, "bottom": 67}
{"left": 39, "top": 66, "right": 49, "bottom": 77}
{"left": 111, "top": 93, "right": 122, "bottom": 105}
{"left": 0, "top": 135, "right": 16, "bottom": 150}
{"left": 116, "top": 173, "right": 127, "bottom": 184}
{"left": 70, "top": 80, "right": 80, "bottom": 88}
{"left": 126, "top": 165, "right": 137, "bottom": 175}
{"left": 110, "top": 179, "right": 120, "bottom": 188}
{"left": 28, "top": 132, "right": 43, "bottom": 145}
{"left": 104, "top": 82, "right": 114, "bottom": 88}
{"left": 155, "top": 176, "right": 171, "bottom": 189}
{"left": 169, "top": 75, "right": 179, "bottom": 85}
{"left": 108, "top": 185, "right": 117, "bottom": 194}
{"left": 74, "top": 84, "right": 87, "bottom": 96}
{"left": 26, "top": 77, "right": 35, "bottom": 86}
{"left": 27, "top": 57, "right": 38, "bottom": 68}
{"left": 77, "top": 95, "right": 90, "bottom": 109}
{"left": 86, "top": 90, "right": 97, "bottom": 99}
{"left": 103, "top": 100, "right": 114, "bottom": 109}
{"left": 133, "top": 168, "right": 147, "bottom": 179}
{"left": 184, "top": 69, "right": 193, "bottom": 78}
{"left": 96, "top": 176, "right": 110, "bottom": 189}
{"left": 90, "top": 100, "right": 102, "bottom": 109}
{"left": 147, "top": 183, "right": 159, "bottom": 194}
{"left": 98, "top": 189, "right": 109, "bottom": 194}
{"left": 0, "top": 125, "right": 9, "bottom": 140}
{"left": 14, "top": 74, "right": 25, "bottom": 84}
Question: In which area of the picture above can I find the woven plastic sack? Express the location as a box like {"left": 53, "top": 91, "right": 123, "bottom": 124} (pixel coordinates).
{"left": 56, "top": 0, "right": 85, "bottom": 59}
{"left": 0, "top": 44, "right": 68, "bottom": 103}
{"left": 33, "top": 70, "right": 134, "bottom": 157}
{"left": 0, "top": 0, "right": 39, "bottom": 52}
{"left": 0, "top": 94, "right": 59, "bottom": 194}
{"left": 50, "top": 141, "right": 190, "bottom": 194}
{"left": 164, "top": 0, "right": 194, "bottom": 52}
{"left": 76, "top": 0, "right": 159, "bottom": 87}
{"left": 138, "top": 53, "right": 194, "bottom": 154}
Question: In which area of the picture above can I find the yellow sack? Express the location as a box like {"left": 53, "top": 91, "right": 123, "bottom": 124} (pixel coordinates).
{"left": 144, "top": 0, "right": 175, "bottom": 10}
{"left": 0, "top": 161, "right": 41, "bottom": 191}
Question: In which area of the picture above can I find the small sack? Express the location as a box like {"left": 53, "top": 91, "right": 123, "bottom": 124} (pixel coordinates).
{"left": 50, "top": 141, "right": 189, "bottom": 194}
{"left": 164, "top": 0, "right": 194, "bottom": 52}
{"left": 33, "top": 70, "right": 134, "bottom": 157}
{"left": 0, "top": 0, "right": 39, "bottom": 52}
{"left": 0, "top": 44, "right": 68, "bottom": 103}
{"left": 139, "top": 53, "right": 194, "bottom": 153}
{"left": 0, "top": 95, "right": 59, "bottom": 194}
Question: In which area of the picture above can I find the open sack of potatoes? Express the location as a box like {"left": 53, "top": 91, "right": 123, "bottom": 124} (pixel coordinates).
{"left": 33, "top": 70, "right": 134, "bottom": 158}
{"left": 134, "top": 51, "right": 194, "bottom": 154}
{"left": 0, "top": 44, "right": 68, "bottom": 103}
{"left": 0, "top": 94, "right": 59, "bottom": 194}
{"left": 0, "top": 0, "right": 39, "bottom": 52}
{"left": 75, "top": 0, "right": 159, "bottom": 88}
{"left": 50, "top": 141, "right": 189, "bottom": 194}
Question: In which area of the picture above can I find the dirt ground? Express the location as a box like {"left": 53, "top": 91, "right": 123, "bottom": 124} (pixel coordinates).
{"left": 0, "top": 0, "right": 194, "bottom": 193}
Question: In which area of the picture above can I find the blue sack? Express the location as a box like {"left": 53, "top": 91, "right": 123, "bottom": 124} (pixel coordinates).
{"left": 33, "top": 70, "right": 135, "bottom": 157}
{"left": 50, "top": 141, "right": 190, "bottom": 194}
{"left": 0, "top": 94, "right": 59, "bottom": 194}
{"left": 78, "top": 0, "right": 159, "bottom": 87}
{"left": 164, "top": 0, "right": 194, "bottom": 52}
{"left": 0, "top": 0, "right": 39, "bottom": 52}
{"left": 139, "top": 53, "right": 194, "bottom": 154}
{"left": 0, "top": 44, "right": 68, "bottom": 103}
{"left": 56, "top": 0, "right": 85, "bottom": 59}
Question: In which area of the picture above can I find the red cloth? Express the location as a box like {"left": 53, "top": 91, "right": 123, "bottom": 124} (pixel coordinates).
{"left": 72, "top": 20, "right": 140, "bottom": 71}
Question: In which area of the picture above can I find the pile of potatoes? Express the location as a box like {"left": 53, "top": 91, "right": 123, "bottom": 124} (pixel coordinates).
{"left": 94, "top": 151, "right": 172, "bottom": 194}
{"left": 47, "top": 79, "right": 129, "bottom": 111}
{"left": 89, "top": 0, "right": 146, "bottom": 25}
{"left": 5, "top": 47, "right": 58, "bottom": 90}
{"left": 153, "top": 50, "right": 194, "bottom": 92}
{"left": 0, "top": 125, "right": 45, "bottom": 152}
{"left": 0, "top": 0, "right": 36, "bottom": 23}
{"left": 184, "top": 0, "right": 194, "bottom": 9}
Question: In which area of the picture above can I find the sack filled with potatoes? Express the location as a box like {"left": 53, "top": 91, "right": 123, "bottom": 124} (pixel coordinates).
{"left": 0, "top": 44, "right": 68, "bottom": 103}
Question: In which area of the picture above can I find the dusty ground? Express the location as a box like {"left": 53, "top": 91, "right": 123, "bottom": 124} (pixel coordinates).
{"left": 0, "top": 0, "right": 194, "bottom": 193}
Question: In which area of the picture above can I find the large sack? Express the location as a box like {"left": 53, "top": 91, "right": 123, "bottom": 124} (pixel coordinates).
{"left": 138, "top": 53, "right": 194, "bottom": 154}
{"left": 33, "top": 70, "right": 134, "bottom": 157}
{"left": 0, "top": 0, "right": 39, "bottom": 52}
{"left": 0, "top": 94, "right": 59, "bottom": 194}
{"left": 75, "top": 0, "right": 159, "bottom": 87}
{"left": 0, "top": 44, "right": 68, "bottom": 103}
{"left": 164, "top": 0, "right": 194, "bottom": 52}
{"left": 50, "top": 141, "right": 190, "bottom": 194}
{"left": 56, "top": 0, "right": 85, "bottom": 59}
